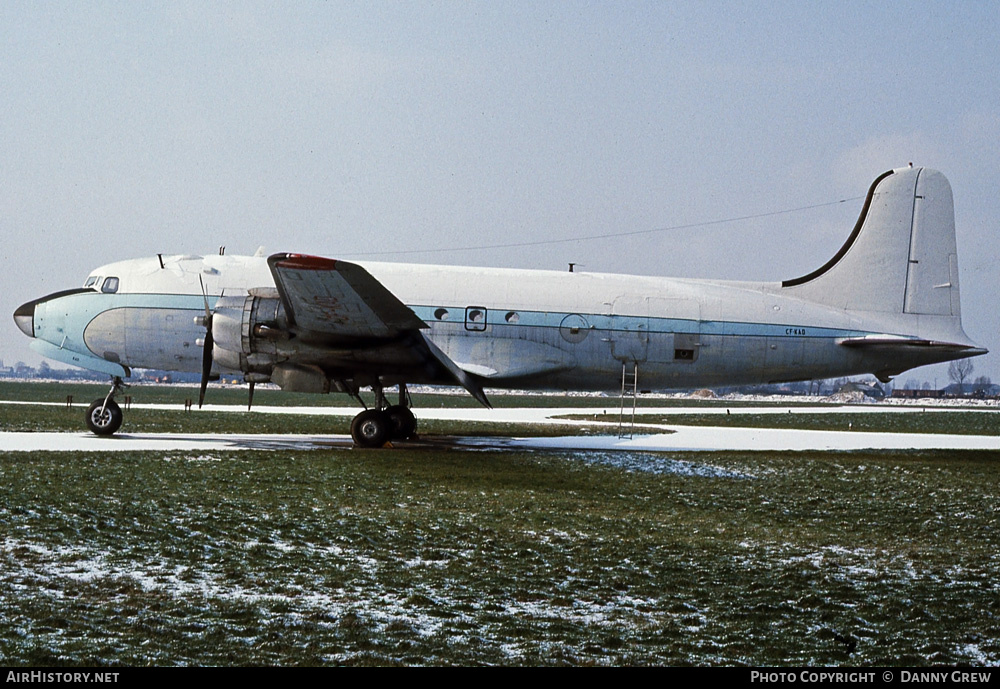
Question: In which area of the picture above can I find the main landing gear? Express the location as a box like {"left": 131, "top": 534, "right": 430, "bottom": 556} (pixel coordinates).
{"left": 86, "top": 376, "right": 126, "bottom": 436}
{"left": 81, "top": 375, "right": 417, "bottom": 447}
{"left": 350, "top": 382, "right": 418, "bottom": 448}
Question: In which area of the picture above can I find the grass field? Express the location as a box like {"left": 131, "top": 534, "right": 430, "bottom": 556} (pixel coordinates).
{"left": 1, "top": 382, "right": 999, "bottom": 666}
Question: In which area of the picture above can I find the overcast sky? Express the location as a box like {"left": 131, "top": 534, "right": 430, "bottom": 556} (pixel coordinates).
{"left": 3, "top": 1, "right": 998, "bottom": 386}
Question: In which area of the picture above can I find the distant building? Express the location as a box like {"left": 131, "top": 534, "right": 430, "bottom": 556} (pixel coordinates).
{"left": 941, "top": 383, "right": 1000, "bottom": 398}
{"left": 837, "top": 381, "right": 885, "bottom": 399}
{"left": 891, "top": 388, "right": 946, "bottom": 399}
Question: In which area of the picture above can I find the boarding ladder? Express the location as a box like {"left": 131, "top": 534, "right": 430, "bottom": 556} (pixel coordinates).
{"left": 618, "top": 361, "right": 638, "bottom": 439}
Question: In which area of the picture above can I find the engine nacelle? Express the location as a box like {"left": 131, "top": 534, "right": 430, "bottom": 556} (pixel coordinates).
{"left": 270, "top": 362, "right": 331, "bottom": 394}
{"left": 210, "top": 291, "right": 288, "bottom": 375}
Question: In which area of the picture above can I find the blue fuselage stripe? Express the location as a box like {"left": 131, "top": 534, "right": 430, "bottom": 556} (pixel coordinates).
{"left": 82, "top": 293, "right": 872, "bottom": 341}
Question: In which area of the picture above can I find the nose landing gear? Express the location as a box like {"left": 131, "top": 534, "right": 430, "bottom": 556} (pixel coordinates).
{"left": 86, "top": 376, "right": 127, "bottom": 436}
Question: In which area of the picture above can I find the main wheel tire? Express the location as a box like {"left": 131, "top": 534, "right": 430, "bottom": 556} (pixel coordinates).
{"left": 86, "top": 399, "right": 123, "bottom": 436}
{"left": 386, "top": 405, "right": 417, "bottom": 440}
{"left": 351, "top": 409, "right": 390, "bottom": 448}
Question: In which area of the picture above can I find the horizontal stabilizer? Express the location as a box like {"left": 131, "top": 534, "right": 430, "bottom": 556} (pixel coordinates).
{"left": 838, "top": 335, "right": 986, "bottom": 355}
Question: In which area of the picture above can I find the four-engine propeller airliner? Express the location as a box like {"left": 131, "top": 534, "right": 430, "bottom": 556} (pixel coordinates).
{"left": 13, "top": 166, "right": 986, "bottom": 446}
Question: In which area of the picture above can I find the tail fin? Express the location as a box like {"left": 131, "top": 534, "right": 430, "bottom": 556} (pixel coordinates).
{"left": 782, "top": 166, "right": 960, "bottom": 318}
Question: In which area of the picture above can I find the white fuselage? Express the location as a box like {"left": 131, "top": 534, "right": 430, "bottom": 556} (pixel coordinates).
{"left": 24, "top": 252, "right": 958, "bottom": 393}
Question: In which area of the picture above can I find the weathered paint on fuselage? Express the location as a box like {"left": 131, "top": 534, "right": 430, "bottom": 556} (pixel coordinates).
{"left": 29, "top": 252, "right": 952, "bottom": 393}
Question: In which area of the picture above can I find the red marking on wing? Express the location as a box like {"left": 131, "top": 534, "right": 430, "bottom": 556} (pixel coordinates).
{"left": 275, "top": 254, "right": 339, "bottom": 271}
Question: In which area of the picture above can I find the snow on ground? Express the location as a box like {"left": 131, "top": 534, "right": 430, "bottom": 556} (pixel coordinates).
{"left": 2, "top": 400, "right": 999, "bottom": 452}
{"left": 501, "top": 426, "right": 1000, "bottom": 452}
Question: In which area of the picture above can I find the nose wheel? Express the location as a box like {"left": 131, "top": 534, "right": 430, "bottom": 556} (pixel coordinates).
{"left": 86, "top": 398, "right": 123, "bottom": 435}
{"left": 85, "top": 376, "right": 127, "bottom": 436}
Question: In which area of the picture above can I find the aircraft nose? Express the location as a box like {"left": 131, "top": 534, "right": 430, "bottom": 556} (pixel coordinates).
{"left": 13, "top": 301, "right": 34, "bottom": 338}
{"left": 13, "top": 288, "right": 93, "bottom": 341}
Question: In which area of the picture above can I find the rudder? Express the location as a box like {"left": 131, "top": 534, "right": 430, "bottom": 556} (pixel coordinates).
{"left": 902, "top": 169, "right": 959, "bottom": 317}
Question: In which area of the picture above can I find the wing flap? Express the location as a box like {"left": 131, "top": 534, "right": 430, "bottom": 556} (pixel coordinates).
{"left": 420, "top": 332, "right": 492, "bottom": 408}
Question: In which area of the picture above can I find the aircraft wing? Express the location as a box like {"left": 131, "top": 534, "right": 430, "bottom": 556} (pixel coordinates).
{"left": 267, "top": 253, "right": 490, "bottom": 407}
{"left": 268, "top": 253, "right": 427, "bottom": 338}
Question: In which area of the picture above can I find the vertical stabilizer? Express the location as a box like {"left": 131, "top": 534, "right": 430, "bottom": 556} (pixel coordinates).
{"left": 782, "top": 167, "right": 961, "bottom": 321}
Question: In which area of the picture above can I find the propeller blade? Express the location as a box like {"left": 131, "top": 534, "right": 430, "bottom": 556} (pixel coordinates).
{"left": 247, "top": 381, "right": 255, "bottom": 411}
{"left": 198, "top": 275, "right": 211, "bottom": 320}
{"left": 198, "top": 326, "right": 212, "bottom": 409}
{"left": 197, "top": 274, "right": 214, "bottom": 409}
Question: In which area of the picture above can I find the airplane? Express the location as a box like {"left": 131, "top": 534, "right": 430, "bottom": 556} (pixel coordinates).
{"left": 13, "top": 166, "right": 987, "bottom": 447}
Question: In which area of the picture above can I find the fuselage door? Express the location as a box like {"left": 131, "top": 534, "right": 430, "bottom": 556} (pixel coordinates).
{"left": 610, "top": 296, "right": 650, "bottom": 363}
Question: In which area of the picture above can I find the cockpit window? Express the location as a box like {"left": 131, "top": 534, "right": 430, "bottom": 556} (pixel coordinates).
{"left": 84, "top": 276, "right": 99, "bottom": 288}
{"left": 101, "top": 277, "right": 120, "bottom": 294}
